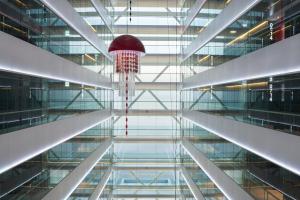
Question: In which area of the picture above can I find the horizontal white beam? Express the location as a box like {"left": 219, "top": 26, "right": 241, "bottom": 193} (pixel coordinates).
{"left": 114, "top": 82, "right": 180, "bottom": 90}
{"left": 89, "top": 167, "right": 112, "bottom": 200}
{"left": 90, "top": 0, "right": 113, "bottom": 34}
{"left": 113, "top": 109, "right": 179, "bottom": 116}
{"left": 182, "top": 0, "right": 261, "bottom": 62}
{"left": 181, "top": 167, "right": 205, "bottom": 200}
{"left": 183, "top": 34, "right": 300, "bottom": 89}
{"left": 40, "top": 0, "right": 112, "bottom": 61}
{"left": 0, "top": 31, "right": 111, "bottom": 89}
{"left": 0, "top": 109, "right": 112, "bottom": 174}
{"left": 114, "top": 137, "right": 179, "bottom": 143}
{"left": 181, "top": 0, "right": 207, "bottom": 34}
{"left": 114, "top": 166, "right": 176, "bottom": 171}
{"left": 42, "top": 139, "right": 112, "bottom": 200}
{"left": 112, "top": 194, "right": 176, "bottom": 199}
{"left": 182, "top": 139, "right": 254, "bottom": 200}
{"left": 183, "top": 110, "right": 300, "bottom": 176}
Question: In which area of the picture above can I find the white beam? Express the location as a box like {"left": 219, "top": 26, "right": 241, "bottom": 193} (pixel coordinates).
{"left": 182, "top": 139, "right": 254, "bottom": 200}
{"left": 183, "top": 110, "right": 300, "bottom": 176}
{"left": 112, "top": 194, "right": 177, "bottom": 199}
{"left": 113, "top": 82, "right": 180, "bottom": 90}
{"left": 114, "top": 166, "right": 176, "bottom": 171}
{"left": 40, "top": 0, "right": 112, "bottom": 61}
{"left": 89, "top": 167, "right": 112, "bottom": 200}
{"left": 183, "top": 34, "right": 300, "bottom": 89}
{"left": 181, "top": 167, "right": 205, "bottom": 200}
{"left": 113, "top": 109, "right": 179, "bottom": 116}
{"left": 181, "top": 0, "right": 207, "bottom": 34}
{"left": 0, "top": 31, "right": 111, "bottom": 89}
{"left": 182, "top": 0, "right": 261, "bottom": 62}
{"left": 42, "top": 139, "right": 112, "bottom": 200}
{"left": 114, "top": 137, "right": 179, "bottom": 143}
{"left": 90, "top": 0, "right": 113, "bottom": 33}
{"left": 0, "top": 109, "right": 112, "bottom": 174}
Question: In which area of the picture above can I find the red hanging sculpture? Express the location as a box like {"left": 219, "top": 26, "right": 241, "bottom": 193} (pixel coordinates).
{"left": 109, "top": 35, "right": 145, "bottom": 136}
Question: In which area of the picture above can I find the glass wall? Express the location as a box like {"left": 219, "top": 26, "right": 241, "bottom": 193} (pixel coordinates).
{"left": 181, "top": 0, "right": 231, "bottom": 52}
{"left": 0, "top": 0, "right": 114, "bottom": 199}
{"left": 181, "top": 0, "right": 300, "bottom": 199}
{"left": 181, "top": 145, "right": 228, "bottom": 200}
{"left": 182, "top": 0, "right": 300, "bottom": 80}
{"left": 181, "top": 118, "right": 300, "bottom": 200}
{"left": 182, "top": 73, "right": 300, "bottom": 135}
{"left": 0, "top": 0, "right": 113, "bottom": 77}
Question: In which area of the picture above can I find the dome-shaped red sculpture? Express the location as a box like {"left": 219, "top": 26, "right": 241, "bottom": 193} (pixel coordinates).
{"left": 109, "top": 35, "right": 145, "bottom": 136}
{"left": 108, "top": 35, "right": 145, "bottom": 54}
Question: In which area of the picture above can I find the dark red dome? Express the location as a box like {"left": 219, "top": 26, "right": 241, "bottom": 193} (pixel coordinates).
{"left": 108, "top": 35, "right": 145, "bottom": 53}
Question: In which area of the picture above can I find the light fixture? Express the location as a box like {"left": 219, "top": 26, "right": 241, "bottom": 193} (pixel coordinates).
{"left": 84, "top": 54, "right": 96, "bottom": 62}
{"left": 226, "top": 20, "right": 268, "bottom": 46}
{"left": 198, "top": 55, "right": 210, "bottom": 64}
{"left": 108, "top": 35, "right": 145, "bottom": 136}
{"left": 225, "top": 81, "right": 268, "bottom": 89}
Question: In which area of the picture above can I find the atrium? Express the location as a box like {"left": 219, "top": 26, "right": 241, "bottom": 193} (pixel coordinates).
{"left": 0, "top": 0, "right": 300, "bottom": 199}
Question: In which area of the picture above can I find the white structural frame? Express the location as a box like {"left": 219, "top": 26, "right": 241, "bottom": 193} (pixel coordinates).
{"left": 183, "top": 34, "right": 300, "bottom": 89}
{"left": 182, "top": 0, "right": 262, "bottom": 62}
{"left": 0, "top": 109, "right": 112, "bottom": 174}
{"left": 0, "top": 31, "right": 111, "bottom": 89}
{"left": 183, "top": 110, "right": 300, "bottom": 176}
{"left": 89, "top": 167, "right": 112, "bottom": 200}
{"left": 42, "top": 139, "right": 112, "bottom": 200}
{"left": 40, "top": 0, "right": 112, "bottom": 61}
{"left": 181, "top": 167, "right": 205, "bottom": 200}
{"left": 90, "top": 0, "right": 113, "bottom": 33}
{"left": 181, "top": 0, "right": 207, "bottom": 34}
{"left": 182, "top": 139, "right": 254, "bottom": 200}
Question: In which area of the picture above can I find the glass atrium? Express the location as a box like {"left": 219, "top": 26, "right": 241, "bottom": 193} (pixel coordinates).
{"left": 0, "top": 0, "right": 300, "bottom": 199}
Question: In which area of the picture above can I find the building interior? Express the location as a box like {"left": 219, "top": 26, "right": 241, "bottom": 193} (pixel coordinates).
{"left": 0, "top": 0, "right": 300, "bottom": 199}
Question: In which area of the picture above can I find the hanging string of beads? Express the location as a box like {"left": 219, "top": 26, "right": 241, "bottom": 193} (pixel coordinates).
{"left": 124, "top": 0, "right": 132, "bottom": 136}
{"left": 125, "top": 62, "right": 129, "bottom": 136}
{"left": 129, "top": 0, "right": 132, "bottom": 22}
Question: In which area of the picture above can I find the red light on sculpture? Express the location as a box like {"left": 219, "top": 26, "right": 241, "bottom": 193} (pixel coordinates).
{"left": 109, "top": 35, "right": 145, "bottom": 136}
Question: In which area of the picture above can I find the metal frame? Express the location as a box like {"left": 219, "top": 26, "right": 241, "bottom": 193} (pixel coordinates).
{"left": 113, "top": 65, "right": 173, "bottom": 124}
{"left": 134, "top": 69, "right": 180, "bottom": 124}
